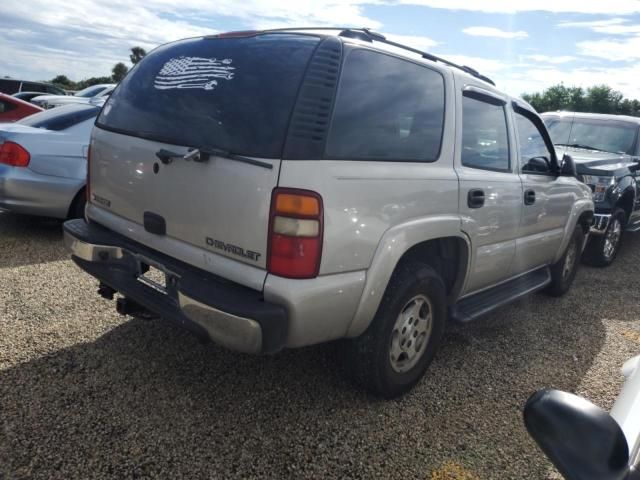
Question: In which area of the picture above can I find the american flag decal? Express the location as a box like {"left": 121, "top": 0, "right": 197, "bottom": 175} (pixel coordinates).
{"left": 154, "top": 56, "right": 235, "bottom": 91}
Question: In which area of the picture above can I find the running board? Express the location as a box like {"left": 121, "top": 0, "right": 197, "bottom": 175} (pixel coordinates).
{"left": 450, "top": 268, "right": 551, "bottom": 324}
{"left": 625, "top": 220, "right": 640, "bottom": 232}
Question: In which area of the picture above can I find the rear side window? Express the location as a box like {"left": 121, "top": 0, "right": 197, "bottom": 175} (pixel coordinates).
{"left": 0, "top": 80, "right": 21, "bottom": 94}
{"left": 97, "top": 34, "right": 320, "bottom": 158}
{"left": 0, "top": 100, "right": 17, "bottom": 113}
{"left": 326, "top": 49, "right": 445, "bottom": 161}
{"left": 461, "top": 94, "right": 510, "bottom": 171}
{"left": 18, "top": 104, "right": 99, "bottom": 131}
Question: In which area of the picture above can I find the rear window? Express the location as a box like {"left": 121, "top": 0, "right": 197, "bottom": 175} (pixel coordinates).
{"left": 18, "top": 104, "right": 99, "bottom": 131}
{"left": 0, "top": 80, "right": 21, "bottom": 94}
{"left": 76, "top": 85, "right": 107, "bottom": 98}
{"left": 97, "top": 34, "right": 321, "bottom": 158}
{"left": 325, "top": 49, "right": 445, "bottom": 161}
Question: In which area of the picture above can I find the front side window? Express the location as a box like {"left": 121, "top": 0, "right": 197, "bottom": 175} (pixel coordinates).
{"left": 22, "top": 83, "right": 47, "bottom": 92}
{"left": 461, "top": 94, "right": 510, "bottom": 171}
{"left": 326, "top": 49, "right": 445, "bottom": 161}
{"left": 516, "top": 113, "right": 554, "bottom": 174}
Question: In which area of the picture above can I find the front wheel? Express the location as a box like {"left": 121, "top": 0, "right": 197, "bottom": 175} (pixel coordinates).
{"left": 545, "top": 225, "right": 584, "bottom": 297}
{"left": 582, "top": 208, "right": 625, "bottom": 267}
{"left": 346, "top": 263, "right": 446, "bottom": 398}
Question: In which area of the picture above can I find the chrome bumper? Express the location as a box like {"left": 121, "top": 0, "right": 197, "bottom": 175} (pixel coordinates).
{"left": 64, "top": 230, "right": 265, "bottom": 354}
{"left": 590, "top": 214, "right": 611, "bottom": 235}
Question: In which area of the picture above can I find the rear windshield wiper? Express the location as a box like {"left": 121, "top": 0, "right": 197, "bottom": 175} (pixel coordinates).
{"left": 156, "top": 147, "right": 272, "bottom": 169}
{"left": 555, "top": 143, "right": 614, "bottom": 153}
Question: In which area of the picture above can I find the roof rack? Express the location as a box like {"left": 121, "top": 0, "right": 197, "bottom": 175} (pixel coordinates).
{"left": 254, "top": 27, "right": 496, "bottom": 86}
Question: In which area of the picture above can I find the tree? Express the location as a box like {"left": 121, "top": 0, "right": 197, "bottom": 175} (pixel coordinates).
{"left": 130, "top": 46, "right": 147, "bottom": 65}
{"left": 50, "top": 75, "right": 73, "bottom": 88}
{"left": 76, "top": 76, "right": 114, "bottom": 89}
{"left": 522, "top": 83, "right": 639, "bottom": 117}
{"left": 111, "top": 62, "right": 129, "bottom": 82}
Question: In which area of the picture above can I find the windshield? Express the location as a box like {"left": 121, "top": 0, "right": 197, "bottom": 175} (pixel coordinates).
{"left": 544, "top": 116, "right": 638, "bottom": 154}
{"left": 18, "top": 103, "right": 100, "bottom": 130}
{"left": 74, "top": 85, "right": 107, "bottom": 98}
{"left": 96, "top": 34, "right": 320, "bottom": 158}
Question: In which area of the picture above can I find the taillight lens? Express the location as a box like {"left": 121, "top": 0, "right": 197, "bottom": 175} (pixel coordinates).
{"left": 268, "top": 188, "right": 323, "bottom": 279}
{"left": 0, "top": 142, "right": 30, "bottom": 167}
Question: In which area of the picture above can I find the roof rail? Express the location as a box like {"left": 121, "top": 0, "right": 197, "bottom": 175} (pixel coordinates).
{"left": 253, "top": 27, "right": 496, "bottom": 86}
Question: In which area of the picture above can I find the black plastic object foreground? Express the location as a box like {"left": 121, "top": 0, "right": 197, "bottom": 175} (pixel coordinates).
{"left": 524, "top": 389, "right": 630, "bottom": 480}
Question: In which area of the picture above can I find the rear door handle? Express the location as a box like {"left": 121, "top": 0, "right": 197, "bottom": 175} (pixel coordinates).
{"left": 468, "top": 189, "right": 485, "bottom": 209}
{"left": 524, "top": 189, "right": 536, "bottom": 205}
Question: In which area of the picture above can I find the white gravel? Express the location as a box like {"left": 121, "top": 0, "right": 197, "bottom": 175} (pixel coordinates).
{"left": 1, "top": 211, "right": 639, "bottom": 479}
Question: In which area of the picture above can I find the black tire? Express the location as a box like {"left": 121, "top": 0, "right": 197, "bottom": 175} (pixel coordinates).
{"left": 68, "top": 189, "right": 87, "bottom": 219}
{"left": 545, "top": 225, "right": 584, "bottom": 297}
{"left": 347, "top": 263, "right": 446, "bottom": 398}
{"left": 582, "top": 208, "right": 626, "bottom": 267}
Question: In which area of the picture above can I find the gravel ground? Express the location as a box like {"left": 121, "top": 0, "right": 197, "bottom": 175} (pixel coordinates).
{"left": 1, "top": 211, "right": 639, "bottom": 479}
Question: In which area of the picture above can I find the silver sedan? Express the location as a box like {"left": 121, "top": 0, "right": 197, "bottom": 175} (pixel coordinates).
{"left": 0, "top": 103, "right": 100, "bottom": 219}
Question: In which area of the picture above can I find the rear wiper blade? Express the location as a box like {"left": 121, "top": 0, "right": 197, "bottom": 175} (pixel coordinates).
{"left": 555, "top": 143, "right": 611, "bottom": 153}
{"left": 199, "top": 147, "right": 273, "bottom": 169}
{"left": 155, "top": 147, "right": 272, "bottom": 169}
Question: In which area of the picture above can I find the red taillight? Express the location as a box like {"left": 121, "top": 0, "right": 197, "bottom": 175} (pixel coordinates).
{"left": 0, "top": 142, "right": 30, "bottom": 167}
{"left": 267, "top": 188, "right": 323, "bottom": 279}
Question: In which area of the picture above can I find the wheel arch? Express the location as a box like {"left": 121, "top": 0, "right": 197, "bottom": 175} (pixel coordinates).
{"left": 617, "top": 187, "right": 635, "bottom": 224}
{"left": 66, "top": 185, "right": 86, "bottom": 219}
{"left": 346, "top": 215, "right": 469, "bottom": 337}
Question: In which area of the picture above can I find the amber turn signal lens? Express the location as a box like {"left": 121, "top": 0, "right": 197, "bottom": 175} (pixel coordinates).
{"left": 275, "top": 193, "right": 320, "bottom": 217}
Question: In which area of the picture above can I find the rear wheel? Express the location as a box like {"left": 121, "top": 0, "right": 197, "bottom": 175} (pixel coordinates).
{"left": 347, "top": 263, "right": 446, "bottom": 398}
{"left": 582, "top": 208, "right": 625, "bottom": 267}
{"left": 545, "top": 225, "right": 584, "bottom": 297}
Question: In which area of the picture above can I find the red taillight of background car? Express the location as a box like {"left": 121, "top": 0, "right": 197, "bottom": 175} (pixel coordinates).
{"left": 0, "top": 142, "right": 30, "bottom": 167}
{"left": 267, "top": 188, "right": 323, "bottom": 279}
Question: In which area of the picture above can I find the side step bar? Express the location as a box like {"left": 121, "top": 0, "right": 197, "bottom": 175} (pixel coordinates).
{"left": 450, "top": 267, "right": 551, "bottom": 324}
{"left": 625, "top": 220, "right": 640, "bottom": 233}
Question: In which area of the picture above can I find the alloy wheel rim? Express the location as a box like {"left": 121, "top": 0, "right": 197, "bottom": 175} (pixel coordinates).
{"left": 603, "top": 218, "right": 622, "bottom": 260}
{"left": 389, "top": 294, "right": 433, "bottom": 373}
{"left": 562, "top": 239, "right": 577, "bottom": 280}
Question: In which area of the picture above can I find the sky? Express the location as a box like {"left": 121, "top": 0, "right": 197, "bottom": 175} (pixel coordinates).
{"left": 2, "top": 0, "right": 640, "bottom": 98}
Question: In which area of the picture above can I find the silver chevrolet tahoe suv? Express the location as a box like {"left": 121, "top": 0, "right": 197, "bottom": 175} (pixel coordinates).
{"left": 64, "top": 28, "right": 594, "bottom": 397}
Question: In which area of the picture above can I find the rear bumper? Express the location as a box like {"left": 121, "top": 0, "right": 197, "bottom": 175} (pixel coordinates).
{"left": 0, "top": 164, "right": 81, "bottom": 218}
{"left": 63, "top": 219, "right": 288, "bottom": 354}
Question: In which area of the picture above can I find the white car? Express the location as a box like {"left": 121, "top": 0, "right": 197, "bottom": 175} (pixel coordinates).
{"left": 525, "top": 354, "right": 640, "bottom": 479}
{"left": 31, "top": 84, "right": 115, "bottom": 109}
{"left": 0, "top": 102, "right": 103, "bottom": 218}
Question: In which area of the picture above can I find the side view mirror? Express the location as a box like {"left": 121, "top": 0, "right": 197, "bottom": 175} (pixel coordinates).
{"left": 628, "top": 162, "right": 640, "bottom": 173}
{"left": 524, "top": 389, "right": 630, "bottom": 480}
{"left": 560, "top": 153, "right": 578, "bottom": 177}
{"left": 524, "top": 156, "right": 552, "bottom": 173}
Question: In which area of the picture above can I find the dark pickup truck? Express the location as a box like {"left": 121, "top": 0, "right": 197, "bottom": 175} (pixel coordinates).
{"left": 543, "top": 112, "right": 640, "bottom": 266}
